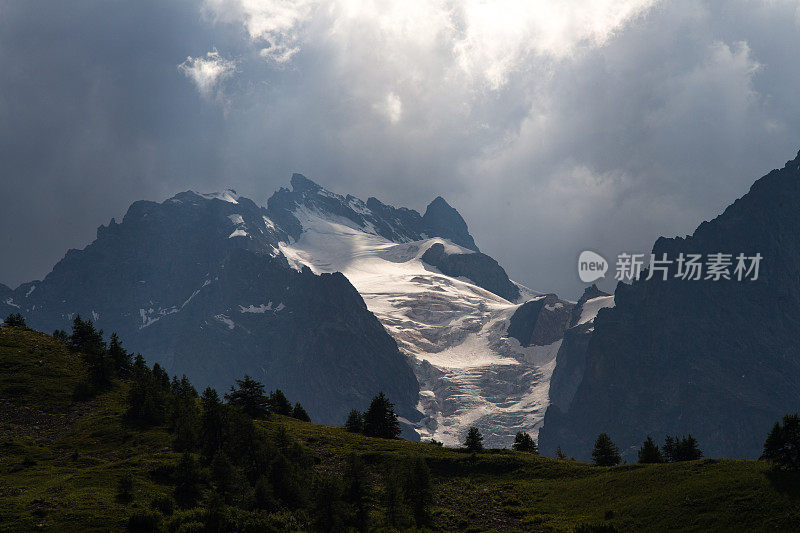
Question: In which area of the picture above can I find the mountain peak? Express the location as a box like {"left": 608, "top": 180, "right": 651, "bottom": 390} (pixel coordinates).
{"left": 429, "top": 196, "right": 450, "bottom": 208}
{"left": 290, "top": 173, "right": 322, "bottom": 193}
{"left": 422, "top": 196, "right": 479, "bottom": 252}
{"left": 581, "top": 284, "right": 609, "bottom": 300}
{"left": 197, "top": 189, "right": 240, "bottom": 204}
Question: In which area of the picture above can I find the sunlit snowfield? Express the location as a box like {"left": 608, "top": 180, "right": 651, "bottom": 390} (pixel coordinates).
{"left": 279, "top": 203, "right": 612, "bottom": 446}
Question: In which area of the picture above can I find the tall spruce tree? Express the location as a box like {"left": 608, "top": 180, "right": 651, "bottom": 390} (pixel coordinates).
{"left": 108, "top": 333, "right": 131, "bottom": 376}
{"left": 171, "top": 379, "right": 200, "bottom": 452}
{"left": 464, "top": 426, "right": 484, "bottom": 453}
{"left": 663, "top": 436, "right": 676, "bottom": 462}
{"left": 675, "top": 435, "right": 703, "bottom": 461}
{"left": 125, "top": 354, "right": 165, "bottom": 425}
{"left": 70, "top": 315, "right": 105, "bottom": 354}
{"left": 200, "top": 387, "right": 225, "bottom": 458}
{"left": 291, "top": 402, "right": 311, "bottom": 422}
{"left": 762, "top": 414, "right": 800, "bottom": 469}
{"left": 345, "top": 409, "right": 364, "bottom": 433}
{"left": 638, "top": 436, "right": 664, "bottom": 463}
{"left": 512, "top": 432, "right": 538, "bottom": 453}
{"left": 363, "top": 392, "right": 401, "bottom": 439}
{"left": 592, "top": 433, "right": 621, "bottom": 466}
{"left": 268, "top": 389, "right": 293, "bottom": 416}
{"left": 225, "top": 375, "right": 269, "bottom": 418}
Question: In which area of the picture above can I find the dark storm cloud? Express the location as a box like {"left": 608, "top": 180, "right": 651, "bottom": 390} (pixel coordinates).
{"left": 0, "top": 0, "right": 231, "bottom": 286}
{"left": 2, "top": 0, "right": 800, "bottom": 299}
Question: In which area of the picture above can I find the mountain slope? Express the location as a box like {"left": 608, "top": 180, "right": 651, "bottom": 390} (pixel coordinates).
{"left": 540, "top": 150, "right": 800, "bottom": 460}
{"left": 0, "top": 189, "right": 419, "bottom": 427}
{"left": 1, "top": 174, "right": 574, "bottom": 445}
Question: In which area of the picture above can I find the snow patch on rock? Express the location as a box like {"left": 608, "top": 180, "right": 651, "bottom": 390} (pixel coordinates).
{"left": 278, "top": 208, "right": 561, "bottom": 446}
{"left": 577, "top": 295, "right": 615, "bottom": 325}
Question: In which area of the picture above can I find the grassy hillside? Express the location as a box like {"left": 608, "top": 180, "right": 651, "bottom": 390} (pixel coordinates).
{"left": 1, "top": 325, "right": 799, "bottom": 532}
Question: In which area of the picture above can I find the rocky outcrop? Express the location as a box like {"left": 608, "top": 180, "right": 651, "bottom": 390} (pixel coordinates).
{"left": 422, "top": 197, "right": 479, "bottom": 252}
{"left": 545, "top": 285, "right": 613, "bottom": 416}
{"left": 420, "top": 243, "right": 520, "bottom": 301}
{"left": 506, "top": 294, "right": 573, "bottom": 347}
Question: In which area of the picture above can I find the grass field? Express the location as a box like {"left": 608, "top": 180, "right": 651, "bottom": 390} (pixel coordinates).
{"left": 1, "top": 326, "right": 798, "bottom": 532}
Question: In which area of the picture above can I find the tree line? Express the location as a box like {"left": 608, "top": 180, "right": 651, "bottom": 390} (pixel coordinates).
{"left": 7, "top": 312, "right": 796, "bottom": 469}
{"left": 0, "top": 314, "right": 437, "bottom": 531}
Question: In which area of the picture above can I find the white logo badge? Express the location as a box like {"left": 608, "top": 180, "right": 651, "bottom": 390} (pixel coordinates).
{"left": 578, "top": 250, "right": 608, "bottom": 283}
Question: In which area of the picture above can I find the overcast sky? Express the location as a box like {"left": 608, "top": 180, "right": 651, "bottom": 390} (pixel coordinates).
{"left": 2, "top": 0, "right": 800, "bottom": 298}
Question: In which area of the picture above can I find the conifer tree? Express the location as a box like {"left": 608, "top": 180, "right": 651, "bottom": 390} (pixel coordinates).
{"left": 151, "top": 363, "right": 170, "bottom": 391}
{"left": 363, "top": 392, "right": 401, "bottom": 439}
{"left": 70, "top": 315, "right": 106, "bottom": 354}
{"left": 345, "top": 409, "right": 364, "bottom": 433}
{"left": 675, "top": 435, "right": 703, "bottom": 461}
{"left": 592, "top": 433, "right": 621, "bottom": 466}
{"left": 200, "top": 387, "right": 224, "bottom": 458}
{"left": 116, "top": 472, "right": 134, "bottom": 503}
{"left": 761, "top": 414, "right": 800, "bottom": 470}
{"left": 363, "top": 393, "right": 401, "bottom": 439}
{"left": 512, "top": 432, "right": 538, "bottom": 453}
{"left": 4, "top": 313, "right": 26, "bottom": 328}
{"left": 108, "top": 333, "right": 131, "bottom": 376}
{"left": 268, "top": 389, "right": 293, "bottom": 416}
{"left": 254, "top": 475, "right": 277, "bottom": 511}
{"left": 69, "top": 315, "right": 112, "bottom": 392}
{"left": 291, "top": 402, "right": 311, "bottom": 422}
{"left": 125, "top": 355, "right": 165, "bottom": 425}
{"left": 463, "top": 426, "right": 484, "bottom": 453}
{"left": 225, "top": 375, "right": 269, "bottom": 418}
{"left": 663, "top": 435, "right": 676, "bottom": 462}
{"left": 269, "top": 453, "right": 306, "bottom": 508}
{"left": 638, "top": 436, "right": 664, "bottom": 463}
{"left": 172, "top": 391, "right": 200, "bottom": 453}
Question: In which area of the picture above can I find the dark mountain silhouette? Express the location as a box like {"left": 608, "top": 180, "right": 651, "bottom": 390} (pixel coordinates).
{"left": 540, "top": 150, "right": 800, "bottom": 460}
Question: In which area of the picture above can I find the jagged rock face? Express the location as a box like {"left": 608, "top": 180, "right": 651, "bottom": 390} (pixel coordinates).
{"left": 422, "top": 197, "right": 479, "bottom": 252}
{"left": 421, "top": 243, "right": 520, "bottom": 301}
{"left": 540, "top": 151, "right": 800, "bottom": 461}
{"left": 545, "top": 286, "right": 613, "bottom": 416}
{"left": 267, "top": 174, "right": 479, "bottom": 249}
{"left": 506, "top": 294, "right": 573, "bottom": 347}
{"left": 1, "top": 189, "right": 419, "bottom": 426}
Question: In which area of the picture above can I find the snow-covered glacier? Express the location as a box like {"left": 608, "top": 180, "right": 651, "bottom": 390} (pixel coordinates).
{"left": 272, "top": 185, "right": 576, "bottom": 447}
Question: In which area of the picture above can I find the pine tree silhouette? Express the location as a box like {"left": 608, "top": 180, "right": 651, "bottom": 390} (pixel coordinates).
{"left": 463, "top": 426, "right": 484, "bottom": 453}
{"left": 363, "top": 393, "right": 401, "bottom": 439}
{"left": 592, "top": 433, "right": 621, "bottom": 466}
